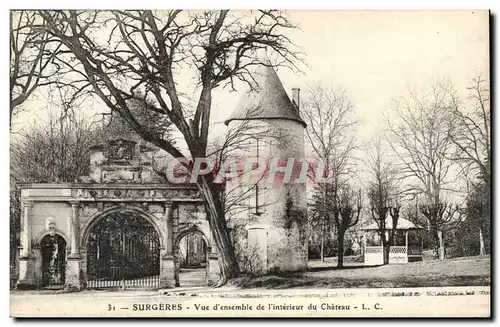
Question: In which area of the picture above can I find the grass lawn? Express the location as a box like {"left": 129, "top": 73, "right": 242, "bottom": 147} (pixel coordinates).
{"left": 229, "top": 257, "right": 490, "bottom": 289}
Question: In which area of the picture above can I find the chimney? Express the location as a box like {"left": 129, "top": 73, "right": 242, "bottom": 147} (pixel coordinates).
{"left": 292, "top": 88, "right": 300, "bottom": 112}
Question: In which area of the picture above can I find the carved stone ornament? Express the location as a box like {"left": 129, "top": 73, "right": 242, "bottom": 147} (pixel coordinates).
{"left": 107, "top": 139, "right": 136, "bottom": 165}
{"left": 45, "top": 217, "right": 56, "bottom": 236}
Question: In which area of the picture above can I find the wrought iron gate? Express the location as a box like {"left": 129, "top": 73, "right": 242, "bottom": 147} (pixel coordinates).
{"left": 86, "top": 211, "right": 160, "bottom": 289}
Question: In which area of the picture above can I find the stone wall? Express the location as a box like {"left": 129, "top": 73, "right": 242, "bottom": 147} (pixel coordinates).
{"left": 31, "top": 202, "right": 71, "bottom": 248}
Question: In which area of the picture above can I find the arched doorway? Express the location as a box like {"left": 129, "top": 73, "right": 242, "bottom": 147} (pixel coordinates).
{"left": 175, "top": 229, "right": 209, "bottom": 287}
{"left": 86, "top": 210, "right": 160, "bottom": 289}
{"left": 41, "top": 234, "right": 66, "bottom": 289}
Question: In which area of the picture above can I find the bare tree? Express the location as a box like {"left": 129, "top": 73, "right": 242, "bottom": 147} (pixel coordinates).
{"left": 97, "top": 95, "right": 175, "bottom": 145}
{"left": 419, "top": 201, "right": 463, "bottom": 259}
{"left": 38, "top": 10, "right": 301, "bottom": 285}
{"left": 11, "top": 113, "right": 100, "bottom": 183}
{"left": 334, "top": 186, "right": 362, "bottom": 268}
{"left": 10, "top": 11, "right": 65, "bottom": 125}
{"left": 463, "top": 181, "right": 490, "bottom": 255}
{"left": 386, "top": 78, "right": 461, "bottom": 260}
{"left": 366, "top": 136, "right": 400, "bottom": 264}
{"left": 10, "top": 113, "right": 100, "bottom": 286}
{"left": 404, "top": 197, "right": 426, "bottom": 228}
{"left": 209, "top": 112, "right": 275, "bottom": 218}
{"left": 302, "top": 83, "right": 358, "bottom": 261}
{"left": 448, "top": 74, "right": 490, "bottom": 184}
{"left": 311, "top": 184, "right": 362, "bottom": 268}
{"left": 448, "top": 74, "right": 490, "bottom": 255}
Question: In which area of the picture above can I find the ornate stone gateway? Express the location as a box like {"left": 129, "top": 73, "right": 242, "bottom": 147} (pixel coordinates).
{"left": 86, "top": 211, "right": 160, "bottom": 289}
{"left": 16, "top": 138, "right": 220, "bottom": 290}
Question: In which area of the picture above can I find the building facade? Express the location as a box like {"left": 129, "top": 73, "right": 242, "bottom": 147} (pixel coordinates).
{"left": 16, "top": 139, "right": 218, "bottom": 290}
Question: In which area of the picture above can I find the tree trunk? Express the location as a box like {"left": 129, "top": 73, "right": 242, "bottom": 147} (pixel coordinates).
{"left": 479, "top": 227, "right": 485, "bottom": 256}
{"left": 382, "top": 240, "right": 390, "bottom": 265}
{"left": 429, "top": 224, "right": 442, "bottom": 260}
{"left": 197, "top": 176, "right": 239, "bottom": 286}
{"left": 320, "top": 233, "right": 325, "bottom": 262}
{"left": 437, "top": 230, "right": 445, "bottom": 261}
{"left": 337, "top": 231, "right": 345, "bottom": 268}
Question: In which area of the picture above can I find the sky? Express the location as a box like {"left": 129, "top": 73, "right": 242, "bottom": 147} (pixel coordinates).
{"left": 210, "top": 10, "right": 489, "bottom": 141}
{"left": 12, "top": 10, "right": 489, "bottom": 139}
{"left": 9, "top": 10, "right": 490, "bottom": 199}
{"left": 204, "top": 11, "right": 490, "bottom": 201}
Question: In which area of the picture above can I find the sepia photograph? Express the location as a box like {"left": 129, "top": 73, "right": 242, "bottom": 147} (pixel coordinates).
{"left": 8, "top": 8, "right": 491, "bottom": 318}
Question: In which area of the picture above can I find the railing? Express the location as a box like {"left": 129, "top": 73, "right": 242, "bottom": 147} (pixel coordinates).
{"left": 389, "top": 246, "right": 407, "bottom": 254}
{"left": 364, "top": 246, "right": 409, "bottom": 264}
{"left": 364, "top": 246, "right": 384, "bottom": 265}
{"left": 365, "top": 246, "right": 383, "bottom": 254}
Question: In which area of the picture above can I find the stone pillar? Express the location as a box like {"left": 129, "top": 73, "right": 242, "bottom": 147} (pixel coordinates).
{"left": 159, "top": 202, "right": 175, "bottom": 288}
{"left": 17, "top": 201, "right": 36, "bottom": 289}
{"left": 174, "top": 245, "right": 181, "bottom": 287}
{"left": 165, "top": 202, "right": 173, "bottom": 254}
{"left": 172, "top": 204, "right": 180, "bottom": 287}
{"left": 159, "top": 251, "right": 176, "bottom": 289}
{"left": 65, "top": 201, "right": 82, "bottom": 290}
{"left": 20, "top": 201, "right": 33, "bottom": 256}
{"left": 69, "top": 201, "right": 80, "bottom": 256}
{"left": 17, "top": 255, "right": 37, "bottom": 290}
{"left": 208, "top": 250, "right": 220, "bottom": 284}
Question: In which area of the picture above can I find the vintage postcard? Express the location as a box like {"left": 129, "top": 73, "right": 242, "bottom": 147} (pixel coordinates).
{"left": 9, "top": 9, "right": 490, "bottom": 318}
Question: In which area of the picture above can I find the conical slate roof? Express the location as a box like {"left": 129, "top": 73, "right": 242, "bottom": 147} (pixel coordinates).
{"left": 224, "top": 59, "right": 306, "bottom": 127}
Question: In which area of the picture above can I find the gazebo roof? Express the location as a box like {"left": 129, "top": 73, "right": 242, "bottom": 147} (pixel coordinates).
{"left": 224, "top": 58, "right": 306, "bottom": 128}
{"left": 360, "top": 217, "right": 422, "bottom": 231}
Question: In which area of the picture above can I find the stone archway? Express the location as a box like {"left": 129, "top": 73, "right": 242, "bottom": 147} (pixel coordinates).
{"left": 174, "top": 226, "right": 211, "bottom": 287}
{"left": 17, "top": 182, "right": 206, "bottom": 290}
{"left": 81, "top": 205, "right": 165, "bottom": 250}
{"left": 83, "top": 208, "right": 162, "bottom": 289}
{"left": 40, "top": 234, "right": 67, "bottom": 288}
{"left": 16, "top": 136, "right": 207, "bottom": 291}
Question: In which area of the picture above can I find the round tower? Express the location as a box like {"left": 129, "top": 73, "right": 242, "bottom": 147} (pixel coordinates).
{"left": 224, "top": 59, "right": 308, "bottom": 274}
